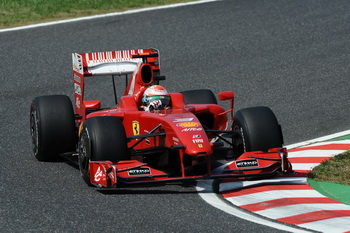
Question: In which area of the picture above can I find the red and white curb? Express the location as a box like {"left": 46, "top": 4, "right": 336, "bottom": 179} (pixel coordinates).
{"left": 287, "top": 140, "right": 350, "bottom": 173}
{"left": 219, "top": 138, "right": 350, "bottom": 233}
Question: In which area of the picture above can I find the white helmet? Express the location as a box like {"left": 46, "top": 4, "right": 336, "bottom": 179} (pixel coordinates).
{"left": 142, "top": 85, "right": 170, "bottom": 111}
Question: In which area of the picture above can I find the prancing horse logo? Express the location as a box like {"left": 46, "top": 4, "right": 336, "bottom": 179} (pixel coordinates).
{"left": 132, "top": 121, "right": 140, "bottom": 136}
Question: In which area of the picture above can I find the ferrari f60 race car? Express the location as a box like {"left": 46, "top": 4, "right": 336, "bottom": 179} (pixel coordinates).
{"left": 30, "top": 48, "right": 292, "bottom": 188}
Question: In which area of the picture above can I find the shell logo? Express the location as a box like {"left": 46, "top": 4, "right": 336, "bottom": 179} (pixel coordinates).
{"left": 177, "top": 122, "right": 199, "bottom": 127}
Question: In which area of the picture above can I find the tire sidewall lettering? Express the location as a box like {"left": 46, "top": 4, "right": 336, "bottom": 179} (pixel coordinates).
{"left": 239, "top": 126, "right": 247, "bottom": 153}
{"left": 30, "top": 106, "right": 40, "bottom": 156}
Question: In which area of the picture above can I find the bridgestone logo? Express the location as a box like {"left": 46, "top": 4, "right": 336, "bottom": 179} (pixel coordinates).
{"left": 236, "top": 159, "right": 259, "bottom": 168}
{"left": 128, "top": 167, "right": 151, "bottom": 176}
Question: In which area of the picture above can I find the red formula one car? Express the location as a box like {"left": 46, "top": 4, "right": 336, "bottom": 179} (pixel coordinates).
{"left": 30, "top": 48, "right": 292, "bottom": 188}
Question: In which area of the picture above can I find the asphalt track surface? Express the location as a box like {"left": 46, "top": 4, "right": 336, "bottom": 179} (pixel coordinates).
{"left": 1, "top": 0, "right": 350, "bottom": 232}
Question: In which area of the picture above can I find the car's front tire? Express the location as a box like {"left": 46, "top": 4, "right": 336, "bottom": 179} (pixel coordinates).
{"left": 233, "top": 106, "right": 283, "bottom": 155}
{"left": 78, "top": 117, "right": 129, "bottom": 185}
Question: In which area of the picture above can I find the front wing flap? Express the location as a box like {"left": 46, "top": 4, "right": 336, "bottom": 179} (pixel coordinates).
{"left": 89, "top": 148, "right": 292, "bottom": 188}
{"left": 89, "top": 160, "right": 168, "bottom": 188}
{"left": 223, "top": 147, "right": 292, "bottom": 175}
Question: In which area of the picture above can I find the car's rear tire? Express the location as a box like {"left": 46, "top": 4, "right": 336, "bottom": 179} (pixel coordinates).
{"left": 233, "top": 106, "right": 283, "bottom": 154}
{"left": 78, "top": 117, "right": 129, "bottom": 185}
{"left": 180, "top": 89, "right": 217, "bottom": 104}
{"left": 30, "top": 95, "right": 76, "bottom": 161}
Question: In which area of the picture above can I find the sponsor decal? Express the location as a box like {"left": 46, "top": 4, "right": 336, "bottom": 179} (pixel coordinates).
{"left": 182, "top": 128, "right": 203, "bottom": 132}
{"left": 240, "top": 127, "right": 247, "bottom": 153}
{"left": 132, "top": 121, "right": 140, "bottom": 136}
{"left": 94, "top": 167, "right": 103, "bottom": 181}
{"left": 107, "top": 168, "right": 115, "bottom": 180}
{"left": 236, "top": 159, "right": 259, "bottom": 168}
{"left": 128, "top": 167, "right": 151, "bottom": 176}
{"left": 173, "top": 118, "right": 194, "bottom": 123}
{"left": 74, "top": 83, "right": 81, "bottom": 95}
{"left": 144, "top": 130, "right": 150, "bottom": 144}
{"left": 75, "top": 97, "right": 81, "bottom": 109}
{"left": 198, "top": 144, "right": 203, "bottom": 148}
{"left": 193, "top": 135, "right": 201, "bottom": 138}
{"left": 74, "top": 74, "right": 81, "bottom": 83}
{"left": 177, "top": 122, "right": 199, "bottom": 128}
{"left": 173, "top": 137, "right": 179, "bottom": 145}
{"left": 193, "top": 139, "right": 204, "bottom": 143}
{"left": 72, "top": 53, "right": 83, "bottom": 74}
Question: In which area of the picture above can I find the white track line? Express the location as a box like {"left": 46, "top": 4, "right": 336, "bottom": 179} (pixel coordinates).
{"left": 298, "top": 217, "right": 350, "bottom": 233}
{"left": 286, "top": 130, "right": 350, "bottom": 149}
{"left": 0, "top": 0, "right": 221, "bottom": 33}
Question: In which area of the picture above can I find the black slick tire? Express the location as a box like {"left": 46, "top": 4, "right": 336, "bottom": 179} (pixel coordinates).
{"left": 30, "top": 95, "right": 76, "bottom": 161}
{"left": 233, "top": 106, "right": 283, "bottom": 154}
{"left": 78, "top": 117, "right": 129, "bottom": 185}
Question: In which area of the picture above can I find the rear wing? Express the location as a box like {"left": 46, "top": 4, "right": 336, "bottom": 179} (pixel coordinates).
{"left": 72, "top": 48, "right": 159, "bottom": 76}
{"left": 72, "top": 48, "right": 160, "bottom": 119}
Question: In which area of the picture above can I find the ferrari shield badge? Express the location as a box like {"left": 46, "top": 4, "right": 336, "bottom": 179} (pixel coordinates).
{"left": 132, "top": 121, "right": 140, "bottom": 135}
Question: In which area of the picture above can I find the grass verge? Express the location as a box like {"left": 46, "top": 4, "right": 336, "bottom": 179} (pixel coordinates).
{"left": 0, "top": 0, "right": 193, "bottom": 29}
{"left": 308, "top": 150, "right": 350, "bottom": 185}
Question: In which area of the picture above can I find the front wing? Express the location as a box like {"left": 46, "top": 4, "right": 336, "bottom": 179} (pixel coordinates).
{"left": 89, "top": 148, "right": 292, "bottom": 188}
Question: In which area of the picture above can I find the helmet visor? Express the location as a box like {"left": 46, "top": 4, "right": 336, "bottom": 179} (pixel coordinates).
{"left": 146, "top": 95, "right": 170, "bottom": 109}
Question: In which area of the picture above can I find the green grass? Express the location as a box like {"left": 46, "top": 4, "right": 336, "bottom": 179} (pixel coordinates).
{"left": 308, "top": 150, "right": 350, "bottom": 185}
{"left": 0, "top": 0, "right": 193, "bottom": 29}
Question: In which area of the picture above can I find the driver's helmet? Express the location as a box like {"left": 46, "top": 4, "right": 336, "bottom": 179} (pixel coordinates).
{"left": 142, "top": 85, "right": 170, "bottom": 111}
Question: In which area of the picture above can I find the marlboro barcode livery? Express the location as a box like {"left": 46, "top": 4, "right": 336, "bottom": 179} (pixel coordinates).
{"left": 30, "top": 48, "right": 293, "bottom": 189}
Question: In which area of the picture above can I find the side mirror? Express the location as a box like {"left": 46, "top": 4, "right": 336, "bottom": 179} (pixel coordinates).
{"left": 218, "top": 91, "right": 234, "bottom": 101}
{"left": 218, "top": 91, "right": 234, "bottom": 121}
